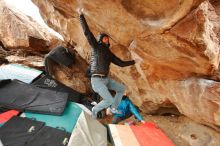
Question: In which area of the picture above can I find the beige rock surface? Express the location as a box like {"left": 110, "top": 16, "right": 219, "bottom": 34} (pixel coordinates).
{"left": 0, "top": 0, "right": 61, "bottom": 52}
{"left": 0, "top": 0, "right": 90, "bottom": 95}
{"left": 142, "top": 115, "right": 220, "bottom": 146}
{"left": 51, "top": 53, "right": 91, "bottom": 93}
{"left": 31, "top": 0, "right": 220, "bottom": 128}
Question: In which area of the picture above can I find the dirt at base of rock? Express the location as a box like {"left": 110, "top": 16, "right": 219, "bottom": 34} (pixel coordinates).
{"left": 99, "top": 115, "right": 220, "bottom": 146}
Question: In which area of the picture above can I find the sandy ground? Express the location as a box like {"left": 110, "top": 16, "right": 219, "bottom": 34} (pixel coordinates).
{"left": 99, "top": 115, "right": 220, "bottom": 146}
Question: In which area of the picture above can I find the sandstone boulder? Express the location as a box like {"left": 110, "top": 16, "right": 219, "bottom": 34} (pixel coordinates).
{"left": 32, "top": 0, "right": 220, "bottom": 128}
{"left": 0, "top": 0, "right": 61, "bottom": 52}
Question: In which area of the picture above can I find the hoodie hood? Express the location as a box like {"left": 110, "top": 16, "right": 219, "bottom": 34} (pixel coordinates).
{"left": 97, "top": 33, "right": 109, "bottom": 42}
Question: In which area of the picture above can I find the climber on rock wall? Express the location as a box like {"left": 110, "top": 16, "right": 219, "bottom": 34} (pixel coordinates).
{"left": 77, "top": 8, "right": 135, "bottom": 119}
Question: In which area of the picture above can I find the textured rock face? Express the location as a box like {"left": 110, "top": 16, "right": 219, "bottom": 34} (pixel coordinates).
{"left": 151, "top": 78, "right": 220, "bottom": 129}
{"left": 32, "top": 0, "right": 220, "bottom": 128}
{"left": 0, "top": 0, "right": 60, "bottom": 52}
{"left": 0, "top": 0, "right": 89, "bottom": 94}
{"left": 50, "top": 52, "right": 91, "bottom": 93}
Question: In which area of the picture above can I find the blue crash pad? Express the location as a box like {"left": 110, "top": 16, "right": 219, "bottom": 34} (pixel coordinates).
{"left": 23, "top": 102, "right": 82, "bottom": 133}
{"left": 0, "top": 64, "right": 43, "bottom": 83}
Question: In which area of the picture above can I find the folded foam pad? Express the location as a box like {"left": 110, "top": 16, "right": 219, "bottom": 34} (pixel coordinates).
{"left": 0, "top": 116, "right": 45, "bottom": 146}
{"left": 23, "top": 102, "right": 82, "bottom": 133}
{"left": 108, "top": 123, "right": 174, "bottom": 146}
{"left": 0, "top": 64, "right": 43, "bottom": 83}
{"left": 46, "top": 46, "right": 74, "bottom": 67}
{"left": 0, "top": 79, "right": 68, "bottom": 115}
{"left": 32, "top": 74, "right": 83, "bottom": 102}
{"left": 0, "top": 116, "right": 70, "bottom": 146}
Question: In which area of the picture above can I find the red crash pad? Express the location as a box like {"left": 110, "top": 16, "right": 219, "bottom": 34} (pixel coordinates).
{"left": 130, "top": 122, "right": 174, "bottom": 146}
{"left": 0, "top": 110, "right": 19, "bottom": 124}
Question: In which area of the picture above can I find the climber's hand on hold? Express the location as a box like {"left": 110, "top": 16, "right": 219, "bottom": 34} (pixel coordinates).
{"left": 76, "top": 8, "right": 84, "bottom": 15}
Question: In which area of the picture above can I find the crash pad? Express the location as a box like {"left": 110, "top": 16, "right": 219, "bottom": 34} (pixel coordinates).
{"left": 22, "top": 102, "right": 82, "bottom": 133}
{"left": 0, "top": 79, "right": 68, "bottom": 115}
{"left": 0, "top": 64, "right": 43, "bottom": 83}
{"left": 22, "top": 102, "right": 107, "bottom": 146}
{"left": 108, "top": 123, "right": 174, "bottom": 146}
{"left": 130, "top": 122, "right": 174, "bottom": 146}
{"left": 0, "top": 110, "right": 19, "bottom": 126}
